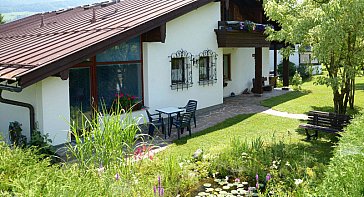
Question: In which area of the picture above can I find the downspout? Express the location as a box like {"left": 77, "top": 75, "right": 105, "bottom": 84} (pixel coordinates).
{"left": 0, "top": 89, "right": 35, "bottom": 138}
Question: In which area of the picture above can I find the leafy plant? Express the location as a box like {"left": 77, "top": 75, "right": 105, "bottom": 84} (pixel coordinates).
{"left": 29, "top": 130, "right": 55, "bottom": 156}
{"left": 113, "top": 92, "right": 140, "bottom": 111}
{"left": 8, "top": 121, "right": 26, "bottom": 148}
{"left": 277, "top": 61, "right": 296, "bottom": 78}
{"left": 291, "top": 71, "right": 303, "bottom": 90}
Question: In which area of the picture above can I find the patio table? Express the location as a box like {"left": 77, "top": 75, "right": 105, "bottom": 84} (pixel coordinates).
{"left": 155, "top": 107, "right": 185, "bottom": 139}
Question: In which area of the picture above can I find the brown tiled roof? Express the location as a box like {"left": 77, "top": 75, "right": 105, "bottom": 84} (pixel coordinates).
{"left": 0, "top": 0, "right": 214, "bottom": 89}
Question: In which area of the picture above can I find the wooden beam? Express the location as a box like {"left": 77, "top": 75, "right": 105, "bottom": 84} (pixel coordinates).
{"left": 283, "top": 57, "right": 289, "bottom": 87}
{"left": 254, "top": 47, "right": 263, "bottom": 94}
{"left": 141, "top": 24, "right": 166, "bottom": 43}
{"left": 274, "top": 44, "right": 277, "bottom": 77}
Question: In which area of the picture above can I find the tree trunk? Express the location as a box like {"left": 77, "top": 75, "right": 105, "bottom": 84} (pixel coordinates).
{"left": 349, "top": 77, "right": 355, "bottom": 109}
{"left": 333, "top": 90, "right": 347, "bottom": 114}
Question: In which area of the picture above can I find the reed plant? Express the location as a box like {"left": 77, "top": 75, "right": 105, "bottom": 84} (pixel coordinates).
{"left": 67, "top": 103, "right": 150, "bottom": 173}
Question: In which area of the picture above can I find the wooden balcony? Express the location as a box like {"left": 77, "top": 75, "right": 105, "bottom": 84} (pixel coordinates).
{"left": 215, "top": 21, "right": 271, "bottom": 48}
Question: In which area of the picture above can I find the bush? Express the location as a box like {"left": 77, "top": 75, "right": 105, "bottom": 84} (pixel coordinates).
{"left": 277, "top": 61, "right": 296, "bottom": 78}
{"left": 278, "top": 62, "right": 312, "bottom": 82}
{"left": 297, "top": 64, "right": 313, "bottom": 80}
{"left": 314, "top": 112, "right": 364, "bottom": 196}
{"left": 291, "top": 71, "right": 303, "bottom": 90}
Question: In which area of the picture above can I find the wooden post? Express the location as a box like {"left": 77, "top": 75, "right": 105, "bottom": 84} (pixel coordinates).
{"left": 283, "top": 57, "right": 289, "bottom": 87}
{"left": 273, "top": 44, "right": 278, "bottom": 87}
{"left": 254, "top": 47, "right": 263, "bottom": 94}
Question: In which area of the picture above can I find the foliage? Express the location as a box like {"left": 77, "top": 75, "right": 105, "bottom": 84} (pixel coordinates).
{"left": 0, "top": 111, "right": 336, "bottom": 196}
{"left": 0, "top": 13, "right": 4, "bottom": 24}
{"left": 68, "top": 106, "right": 149, "bottom": 169}
{"left": 8, "top": 121, "right": 27, "bottom": 148}
{"left": 277, "top": 61, "right": 296, "bottom": 78}
{"left": 28, "top": 130, "right": 55, "bottom": 156}
{"left": 261, "top": 74, "right": 364, "bottom": 115}
{"left": 264, "top": 0, "right": 364, "bottom": 114}
{"left": 297, "top": 64, "right": 313, "bottom": 80}
{"left": 210, "top": 135, "right": 328, "bottom": 196}
{"left": 314, "top": 112, "right": 364, "bottom": 196}
{"left": 113, "top": 92, "right": 140, "bottom": 111}
{"left": 291, "top": 71, "right": 303, "bottom": 90}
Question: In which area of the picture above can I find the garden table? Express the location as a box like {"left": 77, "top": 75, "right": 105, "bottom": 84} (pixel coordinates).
{"left": 155, "top": 107, "right": 185, "bottom": 139}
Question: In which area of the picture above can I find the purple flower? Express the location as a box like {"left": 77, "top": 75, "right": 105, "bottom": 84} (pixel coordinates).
{"left": 115, "top": 173, "right": 120, "bottom": 181}
{"left": 256, "top": 173, "right": 259, "bottom": 181}
{"left": 256, "top": 182, "right": 259, "bottom": 189}
{"left": 160, "top": 188, "right": 164, "bottom": 196}
{"left": 234, "top": 178, "right": 240, "bottom": 182}
{"left": 154, "top": 176, "right": 164, "bottom": 196}
{"left": 266, "top": 173, "right": 271, "bottom": 182}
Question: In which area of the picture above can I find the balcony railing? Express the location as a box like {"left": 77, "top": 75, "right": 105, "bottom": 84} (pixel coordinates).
{"left": 215, "top": 21, "right": 273, "bottom": 48}
{"left": 218, "top": 20, "right": 273, "bottom": 32}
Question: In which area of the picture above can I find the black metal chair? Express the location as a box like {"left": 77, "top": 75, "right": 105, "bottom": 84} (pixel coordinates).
{"left": 146, "top": 110, "right": 165, "bottom": 138}
{"left": 179, "top": 100, "right": 197, "bottom": 128}
{"left": 172, "top": 112, "right": 193, "bottom": 139}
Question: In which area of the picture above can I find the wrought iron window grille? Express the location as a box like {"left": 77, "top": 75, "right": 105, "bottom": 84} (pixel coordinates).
{"left": 169, "top": 49, "right": 193, "bottom": 91}
{"left": 197, "top": 49, "right": 218, "bottom": 86}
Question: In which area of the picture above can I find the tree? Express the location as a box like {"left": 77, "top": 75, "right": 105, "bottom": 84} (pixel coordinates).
{"left": 0, "top": 13, "right": 5, "bottom": 24}
{"left": 264, "top": 0, "right": 364, "bottom": 114}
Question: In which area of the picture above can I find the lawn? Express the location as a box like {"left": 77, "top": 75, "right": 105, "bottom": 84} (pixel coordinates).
{"left": 261, "top": 75, "right": 364, "bottom": 115}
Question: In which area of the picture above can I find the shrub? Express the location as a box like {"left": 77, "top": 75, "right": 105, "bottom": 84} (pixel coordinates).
{"left": 277, "top": 61, "right": 296, "bottom": 78}
{"left": 314, "top": 112, "right": 364, "bottom": 196}
{"left": 297, "top": 64, "right": 313, "bottom": 80}
{"left": 291, "top": 71, "right": 303, "bottom": 90}
{"left": 278, "top": 62, "right": 312, "bottom": 82}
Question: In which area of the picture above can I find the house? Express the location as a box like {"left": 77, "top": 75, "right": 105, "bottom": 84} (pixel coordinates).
{"left": 0, "top": 0, "right": 278, "bottom": 145}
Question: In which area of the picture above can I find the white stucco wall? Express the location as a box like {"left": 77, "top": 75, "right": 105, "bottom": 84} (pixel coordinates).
{"left": 39, "top": 78, "right": 70, "bottom": 145}
{"left": 223, "top": 47, "right": 270, "bottom": 97}
{"left": 0, "top": 77, "right": 70, "bottom": 145}
{"left": 0, "top": 84, "right": 40, "bottom": 143}
{"left": 143, "top": 2, "right": 223, "bottom": 111}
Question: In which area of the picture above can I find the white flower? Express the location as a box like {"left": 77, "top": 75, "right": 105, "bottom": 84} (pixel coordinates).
{"left": 285, "top": 161, "right": 290, "bottom": 166}
{"left": 294, "top": 179, "right": 303, "bottom": 185}
{"left": 179, "top": 162, "right": 184, "bottom": 168}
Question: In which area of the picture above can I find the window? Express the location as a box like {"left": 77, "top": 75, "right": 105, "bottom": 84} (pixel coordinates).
{"left": 69, "top": 67, "right": 91, "bottom": 114}
{"left": 171, "top": 58, "right": 186, "bottom": 84}
{"left": 170, "top": 50, "right": 193, "bottom": 90}
{"left": 223, "top": 54, "right": 231, "bottom": 80}
{"left": 69, "top": 36, "right": 143, "bottom": 114}
{"left": 198, "top": 50, "right": 217, "bottom": 85}
{"left": 97, "top": 63, "right": 142, "bottom": 110}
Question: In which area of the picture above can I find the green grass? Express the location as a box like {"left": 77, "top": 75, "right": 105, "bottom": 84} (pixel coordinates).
{"left": 161, "top": 114, "right": 302, "bottom": 158}
{"left": 315, "top": 112, "right": 364, "bottom": 196}
{"left": 261, "top": 75, "right": 364, "bottom": 115}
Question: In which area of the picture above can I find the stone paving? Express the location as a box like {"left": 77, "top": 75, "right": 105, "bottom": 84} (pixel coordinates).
{"left": 148, "top": 88, "right": 308, "bottom": 145}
